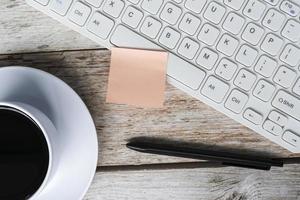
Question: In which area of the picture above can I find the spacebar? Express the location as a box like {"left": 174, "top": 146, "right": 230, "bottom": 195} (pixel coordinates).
{"left": 110, "top": 25, "right": 206, "bottom": 90}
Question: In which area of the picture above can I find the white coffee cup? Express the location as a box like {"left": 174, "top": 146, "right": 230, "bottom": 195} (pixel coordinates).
{"left": 0, "top": 101, "right": 60, "bottom": 199}
{"left": 0, "top": 66, "right": 98, "bottom": 200}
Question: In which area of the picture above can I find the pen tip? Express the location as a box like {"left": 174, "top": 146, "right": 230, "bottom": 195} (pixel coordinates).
{"left": 126, "top": 142, "right": 146, "bottom": 152}
{"left": 126, "top": 142, "right": 133, "bottom": 148}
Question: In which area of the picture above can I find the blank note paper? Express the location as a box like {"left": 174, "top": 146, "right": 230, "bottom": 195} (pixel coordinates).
{"left": 106, "top": 48, "right": 168, "bottom": 108}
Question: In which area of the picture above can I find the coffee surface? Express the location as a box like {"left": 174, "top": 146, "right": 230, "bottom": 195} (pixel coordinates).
{"left": 0, "top": 108, "right": 49, "bottom": 200}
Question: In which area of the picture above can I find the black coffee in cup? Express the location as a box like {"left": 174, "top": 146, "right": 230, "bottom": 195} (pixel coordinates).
{"left": 0, "top": 107, "right": 49, "bottom": 200}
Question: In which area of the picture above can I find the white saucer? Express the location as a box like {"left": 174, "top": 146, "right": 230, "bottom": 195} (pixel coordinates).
{"left": 0, "top": 67, "right": 98, "bottom": 200}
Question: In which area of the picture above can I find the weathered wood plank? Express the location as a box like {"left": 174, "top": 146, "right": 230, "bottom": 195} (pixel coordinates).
{"left": 1, "top": 49, "right": 298, "bottom": 167}
{"left": 0, "top": 0, "right": 101, "bottom": 54}
{"left": 85, "top": 164, "right": 300, "bottom": 200}
{"left": 3, "top": 1, "right": 300, "bottom": 199}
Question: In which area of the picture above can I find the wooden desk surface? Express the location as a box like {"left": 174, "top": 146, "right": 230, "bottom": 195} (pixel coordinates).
{"left": 2, "top": 1, "right": 300, "bottom": 199}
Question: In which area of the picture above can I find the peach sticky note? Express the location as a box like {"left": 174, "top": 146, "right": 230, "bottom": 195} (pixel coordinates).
{"left": 106, "top": 48, "right": 168, "bottom": 108}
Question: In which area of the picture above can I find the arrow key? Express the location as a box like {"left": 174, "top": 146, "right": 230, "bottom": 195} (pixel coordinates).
{"left": 243, "top": 108, "right": 263, "bottom": 125}
{"left": 283, "top": 131, "right": 300, "bottom": 147}
{"left": 263, "top": 120, "right": 283, "bottom": 136}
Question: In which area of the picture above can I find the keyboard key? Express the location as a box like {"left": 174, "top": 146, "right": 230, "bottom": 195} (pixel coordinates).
{"left": 68, "top": 2, "right": 91, "bottom": 26}
{"left": 280, "top": 0, "right": 300, "bottom": 17}
{"left": 87, "top": 12, "right": 114, "bottom": 39}
{"left": 263, "top": 120, "right": 283, "bottom": 135}
{"left": 103, "top": 0, "right": 125, "bottom": 18}
{"left": 85, "top": 0, "right": 104, "bottom": 7}
{"left": 282, "top": 20, "right": 300, "bottom": 42}
{"left": 196, "top": 48, "right": 218, "bottom": 70}
{"left": 173, "top": 0, "right": 182, "bottom": 3}
{"left": 217, "top": 34, "right": 239, "bottom": 56}
{"left": 243, "top": 108, "right": 263, "bottom": 125}
{"left": 224, "top": 0, "right": 245, "bottom": 10}
{"left": 203, "top": 2, "right": 226, "bottom": 24}
{"left": 159, "top": 27, "right": 181, "bottom": 49}
{"left": 50, "top": 0, "right": 73, "bottom": 15}
{"left": 179, "top": 13, "right": 201, "bottom": 35}
{"left": 201, "top": 76, "right": 229, "bottom": 103}
{"left": 225, "top": 89, "right": 248, "bottom": 113}
{"left": 198, "top": 23, "right": 220, "bottom": 46}
{"left": 122, "top": 6, "right": 143, "bottom": 28}
{"left": 185, "top": 0, "right": 207, "bottom": 14}
{"left": 272, "top": 90, "right": 300, "bottom": 121}
{"left": 223, "top": 12, "right": 245, "bottom": 35}
{"left": 141, "top": 0, "right": 163, "bottom": 15}
{"left": 261, "top": 33, "right": 284, "bottom": 56}
{"left": 254, "top": 55, "right": 277, "bottom": 77}
{"left": 167, "top": 55, "right": 206, "bottom": 90}
{"left": 262, "top": 9, "right": 285, "bottom": 31}
{"left": 215, "top": 58, "right": 237, "bottom": 81}
{"left": 160, "top": 2, "right": 182, "bottom": 25}
{"left": 282, "top": 131, "right": 300, "bottom": 147}
{"left": 235, "top": 44, "right": 258, "bottom": 67}
{"left": 293, "top": 78, "right": 300, "bottom": 96}
{"left": 243, "top": 0, "right": 266, "bottom": 20}
{"left": 273, "top": 66, "right": 297, "bottom": 88}
{"left": 178, "top": 38, "right": 200, "bottom": 60}
{"left": 34, "top": 0, "right": 49, "bottom": 5}
{"left": 268, "top": 110, "right": 288, "bottom": 127}
{"left": 242, "top": 23, "right": 264, "bottom": 45}
{"left": 140, "top": 17, "right": 162, "bottom": 39}
{"left": 128, "top": 0, "right": 140, "bottom": 4}
{"left": 280, "top": 44, "right": 300, "bottom": 67}
{"left": 234, "top": 69, "right": 256, "bottom": 91}
{"left": 253, "top": 79, "right": 276, "bottom": 102}
{"left": 263, "top": 0, "right": 280, "bottom": 5}
{"left": 110, "top": 24, "right": 158, "bottom": 49}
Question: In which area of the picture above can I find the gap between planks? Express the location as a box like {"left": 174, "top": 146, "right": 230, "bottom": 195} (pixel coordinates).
{"left": 0, "top": 48, "right": 108, "bottom": 56}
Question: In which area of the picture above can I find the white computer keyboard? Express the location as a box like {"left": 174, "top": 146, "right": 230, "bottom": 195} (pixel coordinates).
{"left": 26, "top": 0, "right": 300, "bottom": 152}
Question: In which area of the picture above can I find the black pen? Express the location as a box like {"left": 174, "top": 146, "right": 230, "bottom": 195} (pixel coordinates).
{"left": 126, "top": 140, "right": 284, "bottom": 170}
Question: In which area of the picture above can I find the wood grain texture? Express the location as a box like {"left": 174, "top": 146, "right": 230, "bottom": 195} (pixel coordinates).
{"left": 0, "top": 0, "right": 101, "bottom": 54}
{"left": 1, "top": 49, "right": 299, "bottom": 167}
{"left": 2, "top": 1, "right": 300, "bottom": 199}
{"left": 85, "top": 164, "right": 300, "bottom": 200}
